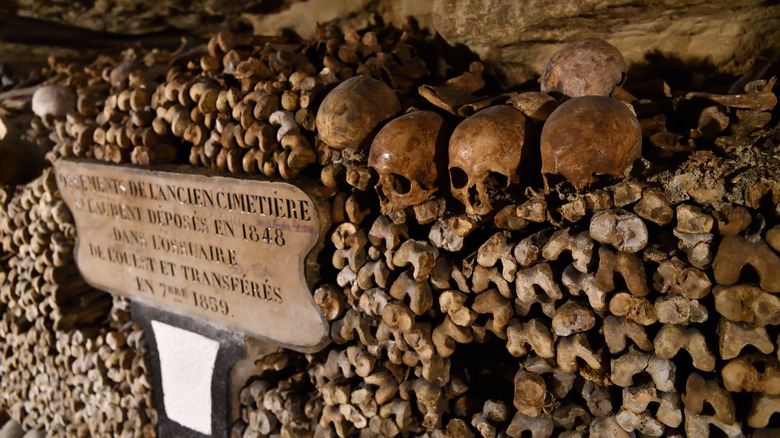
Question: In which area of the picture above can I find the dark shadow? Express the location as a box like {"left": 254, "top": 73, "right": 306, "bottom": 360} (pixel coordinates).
{"left": 626, "top": 50, "right": 738, "bottom": 94}
{"left": 450, "top": 338, "right": 516, "bottom": 404}
{"left": 427, "top": 37, "right": 484, "bottom": 86}
{"left": 244, "top": 0, "right": 286, "bottom": 15}
{"left": 0, "top": 11, "right": 190, "bottom": 50}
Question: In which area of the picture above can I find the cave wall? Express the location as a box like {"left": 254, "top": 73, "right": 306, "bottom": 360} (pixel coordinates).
{"left": 2, "top": 0, "right": 778, "bottom": 85}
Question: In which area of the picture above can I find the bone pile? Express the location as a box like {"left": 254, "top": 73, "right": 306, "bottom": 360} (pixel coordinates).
{"left": 233, "top": 36, "right": 780, "bottom": 438}
{"left": 0, "top": 172, "right": 156, "bottom": 437}
{"left": 33, "top": 20, "right": 429, "bottom": 179}
{"left": 0, "top": 18, "right": 779, "bottom": 437}
{"left": 299, "top": 195, "right": 780, "bottom": 438}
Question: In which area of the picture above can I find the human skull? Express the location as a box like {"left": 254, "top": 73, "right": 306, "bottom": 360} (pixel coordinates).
{"left": 448, "top": 105, "right": 532, "bottom": 215}
{"left": 368, "top": 110, "right": 450, "bottom": 214}
{"left": 31, "top": 85, "right": 76, "bottom": 119}
{"left": 540, "top": 96, "right": 641, "bottom": 191}
{"left": 316, "top": 76, "right": 400, "bottom": 150}
{"left": 541, "top": 38, "right": 626, "bottom": 98}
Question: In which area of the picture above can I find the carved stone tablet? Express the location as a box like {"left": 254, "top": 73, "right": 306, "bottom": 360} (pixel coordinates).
{"left": 55, "top": 159, "right": 330, "bottom": 352}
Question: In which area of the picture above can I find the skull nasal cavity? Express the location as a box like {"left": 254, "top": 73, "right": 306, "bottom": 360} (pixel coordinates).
{"left": 450, "top": 167, "right": 468, "bottom": 189}
{"left": 468, "top": 186, "right": 481, "bottom": 207}
{"left": 391, "top": 174, "right": 412, "bottom": 194}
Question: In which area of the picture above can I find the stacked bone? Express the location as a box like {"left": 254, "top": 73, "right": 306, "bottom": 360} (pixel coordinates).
{"left": 0, "top": 20, "right": 434, "bottom": 436}
{"left": 232, "top": 352, "right": 316, "bottom": 437}
{"left": 0, "top": 19, "right": 436, "bottom": 436}
{"left": 300, "top": 201, "right": 780, "bottom": 437}
{"left": 232, "top": 37, "right": 780, "bottom": 437}
{"left": 66, "top": 23, "right": 427, "bottom": 179}
{"left": 0, "top": 171, "right": 156, "bottom": 437}
{"left": 149, "top": 21, "right": 427, "bottom": 178}
{"left": 162, "top": 30, "right": 327, "bottom": 178}
{"left": 1, "top": 19, "right": 778, "bottom": 436}
{"left": 35, "top": 49, "right": 185, "bottom": 165}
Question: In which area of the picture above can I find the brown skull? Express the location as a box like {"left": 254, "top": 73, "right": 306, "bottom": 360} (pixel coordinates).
{"left": 368, "top": 110, "right": 450, "bottom": 214}
{"left": 448, "top": 105, "right": 532, "bottom": 216}
{"left": 540, "top": 96, "right": 641, "bottom": 191}
{"left": 541, "top": 38, "right": 626, "bottom": 98}
{"left": 316, "top": 76, "right": 400, "bottom": 150}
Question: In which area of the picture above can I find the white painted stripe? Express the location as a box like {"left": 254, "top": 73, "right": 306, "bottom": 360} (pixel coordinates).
{"left": 151, "top": 320, "right": 219, "bottom": 435}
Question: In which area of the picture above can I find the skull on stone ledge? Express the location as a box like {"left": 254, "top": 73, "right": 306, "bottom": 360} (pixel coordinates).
{"left": 368, "top": 110, "right": 450, "bottom": 214}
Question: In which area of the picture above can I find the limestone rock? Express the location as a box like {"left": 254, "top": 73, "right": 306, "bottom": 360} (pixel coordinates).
{"left": 245, "top": 0, "right": 434, "bottom": 39}
{"left": 433, "top": 0, "right": 780, "bottom": 86}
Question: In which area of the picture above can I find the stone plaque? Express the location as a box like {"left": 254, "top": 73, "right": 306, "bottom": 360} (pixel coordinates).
{"left": 55, "top": 159, "right": 330, "bottom": 352}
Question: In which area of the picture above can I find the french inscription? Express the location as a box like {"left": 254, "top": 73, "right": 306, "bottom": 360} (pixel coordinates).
{"left": 55, "top": 159, "right": 330, "bottom": 352}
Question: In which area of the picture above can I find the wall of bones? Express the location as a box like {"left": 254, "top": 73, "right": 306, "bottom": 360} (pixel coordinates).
{"left": 0, "top": 12, "right": 779, "bottom": 438}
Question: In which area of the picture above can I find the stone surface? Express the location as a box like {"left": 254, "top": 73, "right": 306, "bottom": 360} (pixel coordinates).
{"left": 433, "top": 0, "right": 780, "bottom": 86}
{"left": 55, "top": 159, "right": 330, "bottom": 352}
{"left": 1, "top": 0, "right": 433, "bottom": 74}
{"left": 6, "top": 0, "right": 266, "bottom": 35}
{"left": 3, "top": 0, "right": 433, "bottom": 44}
{"left": 246, "top": 0, "right": 433, "bottom": 39}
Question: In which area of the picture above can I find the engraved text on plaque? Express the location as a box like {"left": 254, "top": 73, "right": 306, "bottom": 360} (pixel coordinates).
{"left": 55, "top": 159, "right": 330, "bottom": 352}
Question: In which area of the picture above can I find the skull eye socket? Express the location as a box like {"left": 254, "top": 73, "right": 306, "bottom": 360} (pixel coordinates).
{"left": 486, "top": 171, "right": 509, "bottom": 190}
{"left": 390, "top": 173, "right": 412, "bottom": 194}
{"left": 450, "top": 167, "right": 468, "bottom": 189}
